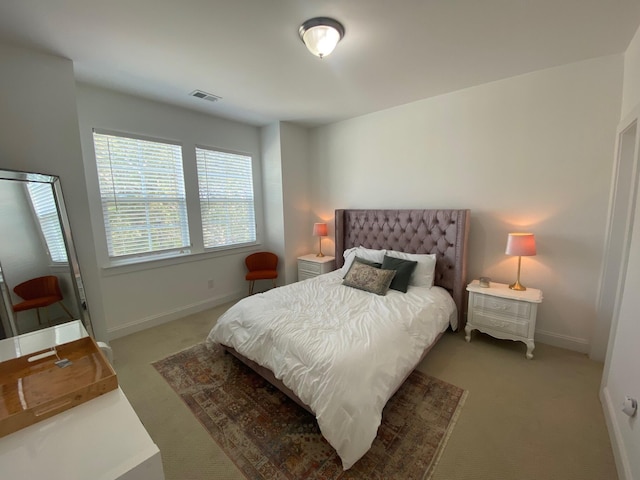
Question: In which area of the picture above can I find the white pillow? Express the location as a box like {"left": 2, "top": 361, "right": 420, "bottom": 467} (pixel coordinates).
{"left": 385, "top": 250, "right": 437, "bottom": 287}
{"left": 340, "top": 247, "right": 358, "bottom": 275}
{"left": 340, "top": 246, "right": 386, "bottom": 276}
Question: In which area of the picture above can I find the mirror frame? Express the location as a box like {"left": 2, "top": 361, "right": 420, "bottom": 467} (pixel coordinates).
{"left": 0, "top": 168, "right": 93, "bottom": 337}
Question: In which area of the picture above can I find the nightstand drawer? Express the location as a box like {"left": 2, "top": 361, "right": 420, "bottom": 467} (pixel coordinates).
{"left": 471, "top": 312, "right": 529, "bottom": 337}
{"left": 298, "top": 260, "right": 322, "bottom": 275}
{"left": 298, "top": 271, "right": 316, "bottom": 281}
{"left": 297, "top": 254, "right": 336, "bottom": 281}
{"left": 472, "top": 295, "right": 531, "bottom": 319}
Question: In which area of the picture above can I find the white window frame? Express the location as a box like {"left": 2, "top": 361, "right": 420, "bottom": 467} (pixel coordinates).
{"left": 90, "top": 129, "right": 262, "bottom": 271}
{"left": 195, "top": 145, "right": 257, "bottom": 251}
{"left": 93, "top": 129, "right": 191, "bottom": 263}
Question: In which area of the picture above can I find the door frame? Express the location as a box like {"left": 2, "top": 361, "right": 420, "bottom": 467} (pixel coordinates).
{"left": 596, "top": 105, "right": 640, "bottom": 370}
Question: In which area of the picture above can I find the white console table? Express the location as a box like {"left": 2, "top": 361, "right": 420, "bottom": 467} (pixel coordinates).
{"left": 0, "top": 321, "right": 164, "bottom": 480}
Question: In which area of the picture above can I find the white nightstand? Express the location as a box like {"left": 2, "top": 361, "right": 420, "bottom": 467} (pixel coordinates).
{"left": 465, "top": 280, "right": 543, "bottom": 359}
{"left": 297, "top": 254, "right": 335, "bottom": 281}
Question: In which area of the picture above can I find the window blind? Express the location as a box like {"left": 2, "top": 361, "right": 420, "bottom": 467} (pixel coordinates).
{"left": 93, "top": 132, "right": 190, "bottom": 258}
{"left": 196, "top": 147, "right": 256, "bottom": 249}
{"left": 26, "top": 182, "right": 68, "bottom": 263}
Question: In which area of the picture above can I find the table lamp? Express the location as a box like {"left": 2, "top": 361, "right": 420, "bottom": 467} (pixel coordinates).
{"left": 313, "top": 223, "right": 328, "bottom": 257}
{"left": 505, "top": 233, "right": 536, "bottom": 291}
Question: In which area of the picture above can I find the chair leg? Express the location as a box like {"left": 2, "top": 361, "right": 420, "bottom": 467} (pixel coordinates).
{"left": 272, "top": 279, "right": 277, "bottom": 289}
{"left": 36, "top": 308, "right": 42, "bottom": 325}
{"left": 249, "top": 281, "right": 254, "bottom": 296}
{"left": 59, "top": 301, "right": 74, "bottom": 319}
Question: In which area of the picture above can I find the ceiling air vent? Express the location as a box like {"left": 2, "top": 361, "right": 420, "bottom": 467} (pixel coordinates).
{"left": 189, "top": 90, "right": 221, "bottom": 102}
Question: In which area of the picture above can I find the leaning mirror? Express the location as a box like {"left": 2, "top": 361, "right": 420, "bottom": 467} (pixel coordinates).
{"left": 0, "top": 169, "right": 93, "bottom": 339}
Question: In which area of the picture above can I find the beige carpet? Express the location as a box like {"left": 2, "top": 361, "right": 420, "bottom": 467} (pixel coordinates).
{"left": 111, "top": 303, "right": 618, "bottom": 480}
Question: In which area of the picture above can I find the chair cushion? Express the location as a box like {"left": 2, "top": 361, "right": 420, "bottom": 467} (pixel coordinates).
{"left": 246, "top": 270, "right": 278, "bottom": 281}
{"left": 13, "top": 296, "right": 60, "bottom": 312}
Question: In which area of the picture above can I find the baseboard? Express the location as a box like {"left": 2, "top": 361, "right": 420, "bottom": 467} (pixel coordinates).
{"left": 106, "top": 290, "right": 244, "bottom": 340}
{"left": 601, "top": 386, "right": 631, "bottom": 480}
{"left": 534, "top": 329, "right": 590, "bottom": 353}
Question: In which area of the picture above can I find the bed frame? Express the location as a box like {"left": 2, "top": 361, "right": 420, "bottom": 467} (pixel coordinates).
{"left": 225, "top": 208, "right": 470, "bottom": 413}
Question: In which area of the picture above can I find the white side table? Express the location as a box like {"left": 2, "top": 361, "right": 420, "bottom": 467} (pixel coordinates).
{"left": 465, "top": 280, "right": 543, "bottom": 359}
{"left": 0, "top": 322, "right": 164, "bottom": 480}
{"left": 297, "top": 254, "right": 335, "bottom": 281}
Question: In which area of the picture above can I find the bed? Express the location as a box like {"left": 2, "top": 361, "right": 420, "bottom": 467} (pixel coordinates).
{"left": 206, "top": 208, "right": 470, "bottom": 470}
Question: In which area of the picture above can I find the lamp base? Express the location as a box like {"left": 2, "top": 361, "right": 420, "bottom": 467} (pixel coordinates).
{"left": 509, "top": 280, "right": 527, "bottom": 291}
{"left": 316, "top": 236, "right": 325, "bottom": 257}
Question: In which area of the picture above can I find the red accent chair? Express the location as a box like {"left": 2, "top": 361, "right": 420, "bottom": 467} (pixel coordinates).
{"left": 245, "top": 252, "right": 278, "bottom": 295}
{"left": 12, "top": 275, "right": 73, "bottom": 326}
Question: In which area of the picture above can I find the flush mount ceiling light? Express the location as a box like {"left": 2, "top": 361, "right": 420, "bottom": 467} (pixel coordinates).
{"left": 298, "top": 17, "right": 345, "bottom": 59}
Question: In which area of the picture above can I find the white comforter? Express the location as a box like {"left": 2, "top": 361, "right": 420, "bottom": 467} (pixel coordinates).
{"left": 206, "top": 270, "right": 456, "bottom": 470}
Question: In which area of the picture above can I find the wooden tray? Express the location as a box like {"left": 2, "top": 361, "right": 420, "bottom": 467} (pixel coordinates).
{"left": 0, "top": 336, "right": 117, "bottom": 438}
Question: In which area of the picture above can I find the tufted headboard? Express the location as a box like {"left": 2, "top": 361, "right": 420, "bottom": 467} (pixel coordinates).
{"left": 335, "top": 209, "right": 470, "bottom": 331}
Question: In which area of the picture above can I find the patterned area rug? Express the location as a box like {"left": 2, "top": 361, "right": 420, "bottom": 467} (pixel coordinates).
{"left": 153, "top": 343, "right": 466, "bottom": 480}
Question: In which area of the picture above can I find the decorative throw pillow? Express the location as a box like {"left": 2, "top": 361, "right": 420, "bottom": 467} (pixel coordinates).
{"left": 343, "top": 262, "right": 396, "bottom": 296}
{"left": 353, "top": 256, "right": 382, "bottom": 269}
{"left": 385, "top": 251, "right": 437, "bottom": 287}
{"left": 381, "top": 255, "right": 418, "bottom": 293}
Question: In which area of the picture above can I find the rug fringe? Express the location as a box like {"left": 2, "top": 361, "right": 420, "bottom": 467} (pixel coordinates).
{"left": 422, "top": 389, "right": 468, "bottom": 480}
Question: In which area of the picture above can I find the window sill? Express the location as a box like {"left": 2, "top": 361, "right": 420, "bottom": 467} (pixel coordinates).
{"left": 101, "top": 243, "right": 261, "bottom": 277}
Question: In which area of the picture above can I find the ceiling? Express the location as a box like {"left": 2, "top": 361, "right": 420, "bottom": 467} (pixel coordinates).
{"left": 1, "top": 1, "right": 639, "bottom": 127}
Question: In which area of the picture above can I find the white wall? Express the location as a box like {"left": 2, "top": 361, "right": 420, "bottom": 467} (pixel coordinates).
{"left": 279, "top": 122, "right": 312, "bottom": 282}
{"left": 622, "top": 26, "right": 640, "bottom": 120}
{"left": 261, "top": 122, "right": 286, "bottom": 287}
{"left": 260, "top": 122, "right": 312, "bottom": 285}
{"left": 0, "top": 43, "right": 106, "bottom": 340}
{"left": 309, "top": 54, "right": 623, "bottom": 352}
{"left": 75, "top": 84, "right": 263, "bottom": 338}
{"left": 0, "top": 181, "right": 50, "bottom": 293}
{"left": 601, "top": 23, "right": 640, "bottom": 480}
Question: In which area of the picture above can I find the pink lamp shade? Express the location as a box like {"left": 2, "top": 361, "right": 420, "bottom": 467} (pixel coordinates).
{"left": 505, "top": 232, "right": 536, "bottom": 291}
{"left": 313, "top": 222, "right": 328, "bottom": 257}
{"left": 313, "top": 223, "right": 328, "bottom": 237}
{"left": 505, "top": 233, "right": 536, "bottom": 257}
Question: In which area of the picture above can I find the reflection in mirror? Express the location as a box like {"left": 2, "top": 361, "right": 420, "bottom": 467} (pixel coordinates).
{"left": 0, "top": 169, "right": 92, "bottom": 339}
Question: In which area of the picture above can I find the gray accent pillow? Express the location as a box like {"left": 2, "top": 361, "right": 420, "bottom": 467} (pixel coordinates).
{"left": 343, "top": 261, "right": 396, "bottom": 296}
{"left": 381, "top": 255, "right": 418, "bottom": 293}
{"left": 353, "top": 255, "right": 382, "bottom": 269}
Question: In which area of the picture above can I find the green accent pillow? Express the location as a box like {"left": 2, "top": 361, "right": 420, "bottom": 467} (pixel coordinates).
{"left": 343, "top": 261, "right": 396, "bottom": 296}
{"left": 381, "top": 255, "right": 418, "bottom": 293}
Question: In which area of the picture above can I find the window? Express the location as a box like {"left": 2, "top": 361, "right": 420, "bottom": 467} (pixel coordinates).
{"left": 26, "top": 182, "right": 68, "bottom": 263}
{"left": 93, "top": 131, "right": 190, "bottom": 259}
{"left": 196, "top": 147, "right": 256, "bottom": 249}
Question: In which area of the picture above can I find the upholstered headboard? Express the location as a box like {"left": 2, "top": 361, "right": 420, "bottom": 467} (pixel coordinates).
{"left": 335, "top": 209, "right": 470, "bottom": 331}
